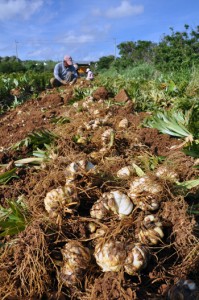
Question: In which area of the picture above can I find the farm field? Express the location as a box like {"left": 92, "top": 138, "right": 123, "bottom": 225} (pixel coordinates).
{"left": 0, "top": 76, "right": 199, "bottom": 300}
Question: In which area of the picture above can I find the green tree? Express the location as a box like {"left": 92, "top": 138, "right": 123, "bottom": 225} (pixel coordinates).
{"left": 0, "top": 61, "right": 25, "bottom": 73}
{"left": 96, "top": 55, "right": 115, "bottom": 71}
{"left": 116, "top": 40, "right": 156, "bottom": 69}
{"left": 154, "top": 25, "right": 199, "bottom": 71}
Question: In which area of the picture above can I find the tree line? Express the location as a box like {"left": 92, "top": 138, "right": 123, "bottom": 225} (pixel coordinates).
{"left": 0, "top": 57, "right": 55, "bottom": 74}
{"left": 96, "top": 24, "right": 199, "bottom": 72}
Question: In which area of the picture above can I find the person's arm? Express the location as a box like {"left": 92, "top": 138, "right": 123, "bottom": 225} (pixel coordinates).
{"left": 54, "top": 63, "right": 65, "bottom": 83}
{"left": 69, "top": 66, "right": 78, "bottom": 85}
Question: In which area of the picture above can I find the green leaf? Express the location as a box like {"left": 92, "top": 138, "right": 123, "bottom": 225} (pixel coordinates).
{"left": 0, "top": 199, "right": 28, "bottom": 237}
{"left": 176, "top": 179, "right": 199, "bottom": 189}
{"left": 14, "top": 157, "right": 45, "bottom": 166}
{"left": 10, "top": 129, "right": 59, "bottom": 150}
{"left": 132, "top": 163, "right": 145, "bottom": 177}
{"left": 143, "top": 109, "right": 193, "bottom": 139}
{"left": 0, "top": 168, "right": 19, "bottom": 184}
{"left": 50, "top": 116, "right": 70, "bottom": 124}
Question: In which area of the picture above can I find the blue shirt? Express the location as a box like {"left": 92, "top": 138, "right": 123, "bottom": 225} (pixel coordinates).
{"left": 54, "top": 61, "right": 78, "bottom": 82}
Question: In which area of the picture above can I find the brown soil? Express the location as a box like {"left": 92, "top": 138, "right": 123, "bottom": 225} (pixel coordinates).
{"left": 0, "top": 78, "right": 199, "bottom": 300}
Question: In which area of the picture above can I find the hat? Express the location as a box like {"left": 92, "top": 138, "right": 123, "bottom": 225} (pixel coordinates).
{"left": 64, "top": 55, "right": 73, "bottom": 65}
{"left": 86, "top": 68, "right": 90, "bottom": 72}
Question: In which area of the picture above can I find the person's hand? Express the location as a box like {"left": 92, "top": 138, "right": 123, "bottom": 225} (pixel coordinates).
{"left": 61, "top": 80, "right": 68, "bottom": 85}
{"left": 69, "top": 78, "right": 77, "bottom": 85}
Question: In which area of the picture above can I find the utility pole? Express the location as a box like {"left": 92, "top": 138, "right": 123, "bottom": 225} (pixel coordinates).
{"left": 113, "top": 38, "right": 117, "bottom": 60}
{"left": 15, "top": 40, "right": 19, "bottom": 59}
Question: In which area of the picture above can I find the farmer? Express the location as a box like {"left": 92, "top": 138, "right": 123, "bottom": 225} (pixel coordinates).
{"left": 86, "top": 68, "right": 94, "bottom": 81}
{"left": 50, "top": 55, "right": 78, "bottom": 87}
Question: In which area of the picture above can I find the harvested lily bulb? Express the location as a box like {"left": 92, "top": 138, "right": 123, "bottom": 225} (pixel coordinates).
{"left": 155, "top": 166, "right": 179, "bottom": 182}
{"left": 101, "top": 112, "right": 112, "bottom": 124}
{"left": 118, "top": 118, "right": 129, "bottom": 129}
{"left": 82, "top": 97, "right": 93, "bottom": 109}
{"left": 109, "top": 191, "right": 133, "bottom": 217}
{"left": 44, "top": 185, "right": 78, "bottom": 219}
{"left": 78, "top": 160, "right": 95, "bottom": 172}
{"left": 90, "top": 190, "right": 133, "bottom": 219}
{"left": 84, "top": 119, "right": 101, "bottom": 130}
{"left": 60, "top": 241, "right": 91, "bottom": 286}
{"left": 167, "top": 279, "right": 199, "bottom": 300}
{"left": 65, "top": 160, "right": 95, "bottom": 184}
{"left": 128, "top": 176, "right": 162, "bottom": 211}
{"left": 124, "top": 243, "right": 150, "bottom": 275}
{"left": 138, "top": 215, "right": 164, "bottom": 245}
{"left": 90, "top": 196, "right": 110, "bottom": 220}
{"left": 117, "top": 166, "right": 131, "bottom": 179}
{"left": 94, "top": 239, "right": 126, "bottom": 272}
{"left": 101, "top": 128, "right": 114, "bottom": 146}
{"left": 93, "top": 109, "right": 100, "bottom": 116}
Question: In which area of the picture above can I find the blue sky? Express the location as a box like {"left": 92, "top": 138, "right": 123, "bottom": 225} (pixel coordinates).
{"left": 0, "top": 0, "right": 198, "bottom": 62}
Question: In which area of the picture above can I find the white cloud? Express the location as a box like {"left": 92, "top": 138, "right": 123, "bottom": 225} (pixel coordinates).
{"left": 56, "top": 23, "right": 111, "bottom": 45}
{"left": 0, "top": 0, "right": 44, "bottom": 21}
{"left": 102, "top": 0, "right": 144, "bottom": 19}
{"left": 56, "top": 32, "right": 95, "bottom": 44}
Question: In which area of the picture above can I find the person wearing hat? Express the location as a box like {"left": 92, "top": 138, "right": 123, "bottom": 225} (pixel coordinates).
{"left": 50, "top": 55, "right": 78, "bottom": 87}
{"left": 86, "top": 68, "right": 94, "bottom": 81}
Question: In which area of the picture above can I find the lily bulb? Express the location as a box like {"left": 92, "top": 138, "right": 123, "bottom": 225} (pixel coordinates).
{"left": 101, "top": 128, "right": 114, "bottom": 146}
{"left": 128, "top": 176, "right": 162, "bottom": 211}
{"left": 109, "top": 191, "right": 133, "bottom": 217}
{"left": 44, "top": 185, "right": 78, "bottom": 219}
{"left": 65, "top": 160, "right": 95, "bottom": 184}
{"left": 124, "top": 243, "right": 150, "bottom": 275}
{"left": 138, "top": 215, "right": 164, "bottom": 245}
{"left": 90, "top": 190, "right": 133, "bottom": 219}
{"left": 94, "top": 239, "right": 126, "bottom": 272}
{"left": 118, "top": 118, "right": 129, "bottom": 129}
{"left": 155, "top": 166, "right": 179, "bottom": 182}
{"left": 60, "top": 241, "right": 91, "bottom": 286}
{"left": 117, "top": 166, "right": 131, "bottom": 179}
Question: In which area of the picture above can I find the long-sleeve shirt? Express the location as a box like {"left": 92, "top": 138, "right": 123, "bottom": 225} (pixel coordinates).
{"left": 54, "top": 61, "right": 78, "bottom": 82}
{"left": 86, "top": 70, "right": 94, "bottom": 80}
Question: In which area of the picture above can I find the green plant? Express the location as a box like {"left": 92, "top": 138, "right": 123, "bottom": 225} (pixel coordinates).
{"left": 10, "top": 129, "right": 59, "bottom": 150}
{"left": 143, "top": 109, "right": 192, "bottom": 138}
{"left": 50, "top": 116, "right": 70, "bottom": 125}
{"left": 137, "top": 153, "right": 165, "bottom": 172}
{"left": 72, "top": 86, "right": 97, "bottom": 101}
{"left": 14, "top": 145, "right": 56, "bottom": 167}
{"left": 0, "top": 168, "right": 19, "bottom": 185}
{"left": 10, "top": 96, "right": 23, "bottom": 109}
{"left": 176, "top": 178, "right": 199, "bottom": 189}
{"left": 0, "top": 197, "right": 29, "bottom": 236}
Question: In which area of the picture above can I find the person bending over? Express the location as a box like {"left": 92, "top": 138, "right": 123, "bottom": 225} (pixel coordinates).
{"left": 50, "top": 55, "right": 78, "bottom": 87}
{"left": 86, "top": 68, "right": 94, "bottom": 81}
